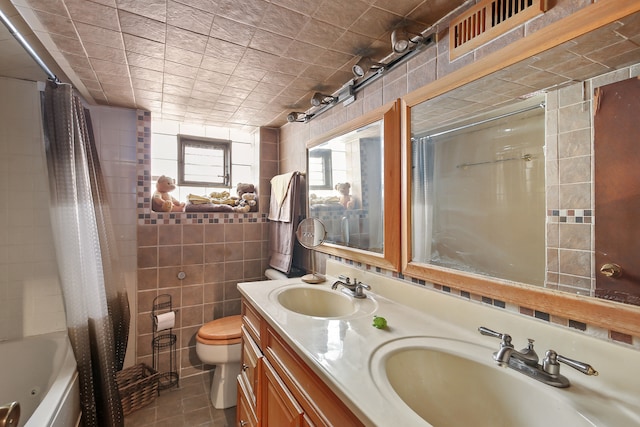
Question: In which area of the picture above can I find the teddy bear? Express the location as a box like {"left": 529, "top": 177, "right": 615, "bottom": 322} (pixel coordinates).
{"left": 335, "top": 182, "right": 354, "bottom": 209}
{"left": 236, "top": 183, "right": 258, "bottom": 212}
{"left": 152, "top": 175, "right": 185, "bottom": 212}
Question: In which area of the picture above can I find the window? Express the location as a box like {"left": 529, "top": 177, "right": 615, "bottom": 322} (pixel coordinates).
{"left": 309, "top": 149, "right": 333, "bottom": 190}
{"left": 178, "top": 135, "right": 231, "bottom": 187}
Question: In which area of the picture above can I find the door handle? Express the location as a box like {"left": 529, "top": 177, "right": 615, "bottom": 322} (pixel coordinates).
{"left": 599, "top": 263, "right": 622, "bottom": 278}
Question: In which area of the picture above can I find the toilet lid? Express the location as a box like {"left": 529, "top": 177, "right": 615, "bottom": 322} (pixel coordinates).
{"left": 198, "top": 315, "right": 242, "bottom": 340}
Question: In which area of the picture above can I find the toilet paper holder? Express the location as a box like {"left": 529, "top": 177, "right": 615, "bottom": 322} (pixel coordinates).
{"left": 151, "top": 294, "right": 179, "bottom": 390}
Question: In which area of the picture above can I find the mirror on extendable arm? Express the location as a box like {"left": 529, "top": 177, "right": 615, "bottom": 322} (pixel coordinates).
{"left": 296, "top": 218, "right": 327, "bottom": 284}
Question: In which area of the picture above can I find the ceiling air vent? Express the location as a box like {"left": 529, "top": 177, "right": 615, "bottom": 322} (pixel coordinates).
{"left": 450, "top": 0, "right": 548, "bottom": 60}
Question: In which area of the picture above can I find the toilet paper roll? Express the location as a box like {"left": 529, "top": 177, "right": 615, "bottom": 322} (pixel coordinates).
{"left": 154, "top": 311, "right": 175, "bottom": 331}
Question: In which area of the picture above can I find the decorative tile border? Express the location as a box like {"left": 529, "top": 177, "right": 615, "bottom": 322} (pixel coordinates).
{"left": 330, "top": 256, "right": 638, "bottom": 348}
{"left": 547, "top": 209, "right": 593, "bottom": 224}
{"left": 135, "top": 109, "right": 269, "bottom": 225}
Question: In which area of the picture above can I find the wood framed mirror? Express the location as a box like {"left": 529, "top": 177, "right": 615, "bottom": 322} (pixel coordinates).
{"left": 401, "top": 1, "right": 640, "bottom": 337}
{"left": 307, "top": 99, "right": 402, "bottom": 271}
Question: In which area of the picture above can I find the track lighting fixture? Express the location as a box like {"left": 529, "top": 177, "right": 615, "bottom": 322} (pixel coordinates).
{"left": 287, "top": 112, "right": 313, "bottom": 123}
{"left": 310, "top": 92, "right": 337, "bottom": 107}
{"left": 391, "top": 28, "right": 423, "bottom": 54}
{"left": 352, "top": 57, "right": 384, "bottom": 78}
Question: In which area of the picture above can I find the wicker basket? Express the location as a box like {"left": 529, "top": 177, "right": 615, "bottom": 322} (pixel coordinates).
{"left": 116, "top": 363, "right": 159, "bottom": 416}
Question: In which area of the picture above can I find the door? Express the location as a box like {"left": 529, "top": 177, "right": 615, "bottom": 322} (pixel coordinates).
{"left": 594, "top": 76, "right": 640, "bottom": 305}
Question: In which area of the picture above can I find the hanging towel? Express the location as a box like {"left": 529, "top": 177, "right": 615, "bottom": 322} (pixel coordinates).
{"left": 268, "top": 172, "right": 304, "bottom": 274}
{"left": 268, "top": 171, "right": 296, "bottom": 222}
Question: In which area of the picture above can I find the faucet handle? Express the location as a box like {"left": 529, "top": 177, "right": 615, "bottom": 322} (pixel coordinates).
{"left": 338, "top": 275, "right": 351, "bottom": 284}
{"left": 478, "top": 327, "right": 512, "bottom": 347}
{"left": 543, "top": 350, "right": 598, "bottom": 376}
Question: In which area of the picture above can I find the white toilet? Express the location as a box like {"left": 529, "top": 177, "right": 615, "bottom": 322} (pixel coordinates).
{"left": 265, "top": 268, "right": 288, "bottom": 280}
{"left": 195, "top": 315, "right": 242, "bottom": 409}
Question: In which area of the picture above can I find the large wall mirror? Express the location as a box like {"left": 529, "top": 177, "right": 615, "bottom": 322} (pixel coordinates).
{"left": 307, "top": 100, "right": 401, "bottom": 271}
{"left": 403, "top": 2, "right": 640, "bottom": 336}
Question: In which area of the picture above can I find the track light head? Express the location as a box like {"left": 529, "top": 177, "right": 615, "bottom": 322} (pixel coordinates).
{"left": 352, "top": 57, "right": 384, "bottom": 78}
{"left": 310, "top": 92, "right": 337, "bottom": 107}
{"left": 391, "top": 28, "right": 423, "bottom": 54}
{"left": 287, "top": 112, "right": 313, "bottom": 123}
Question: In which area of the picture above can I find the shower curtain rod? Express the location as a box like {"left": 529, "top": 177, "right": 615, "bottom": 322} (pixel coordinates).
{"left": 420, "top": 102, "right": 545, "bottom": 140}
{"left": 0, "top": 9, "right": 61, "bottom": 85}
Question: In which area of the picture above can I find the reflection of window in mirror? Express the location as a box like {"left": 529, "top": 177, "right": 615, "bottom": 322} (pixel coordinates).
{"left": 309, "top": 149, "right": 333, "bottom": 190}
{"left": 308, "top": 119, "right": 384, "bottom": 254}
{"left": 411, "top": 98, "right": 545, "bottom": 285}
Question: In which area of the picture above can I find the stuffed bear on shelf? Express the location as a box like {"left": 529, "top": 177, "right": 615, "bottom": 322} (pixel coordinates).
{"left": 335, "top": 182, "right": 354, "bottom": 209}
{"left": 152, "top": 175, "right": 185, "bottom": 212}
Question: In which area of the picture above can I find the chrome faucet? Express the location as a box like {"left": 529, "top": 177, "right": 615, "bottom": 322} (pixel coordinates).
{"left": 331, "top": 275, "right": 370, "bottom": 299}
{"left": 478, "top": 326, "right": 598, "bottom": 388}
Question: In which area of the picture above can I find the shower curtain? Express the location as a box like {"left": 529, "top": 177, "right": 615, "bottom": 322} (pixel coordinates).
{"left": 42, "top": 83, "right": 130, "bottom": 427}
{"left": 412, "top": 136, "right": 434, "bottom": 262}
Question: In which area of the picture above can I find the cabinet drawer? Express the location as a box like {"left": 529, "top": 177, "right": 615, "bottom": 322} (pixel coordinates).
{"left": 242, "top": 300, "right": 263, "bottom": 346}
{"left": 241, "top": 325, "right": 262, "bottom": 408}
{"left": 265, "top": 327, "right": 364, "bottom": 427}
{"left": 238, "top": 376, "right": 258, "bottom": 427}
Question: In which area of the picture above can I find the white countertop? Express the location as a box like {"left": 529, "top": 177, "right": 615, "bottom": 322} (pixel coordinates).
{"left": 238, "top": 260, "right": 640, "bottom": 427}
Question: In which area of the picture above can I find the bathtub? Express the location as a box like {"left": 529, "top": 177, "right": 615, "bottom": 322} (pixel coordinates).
{"left": 0, "top": 332, "right": 81, "bottom": 427}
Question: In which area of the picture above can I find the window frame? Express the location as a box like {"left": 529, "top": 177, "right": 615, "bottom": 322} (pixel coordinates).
{"left": 308, "top": 148, "right": 333, "bottom": 190}
{"left": 177, "top": 135, "right": 231, "bottom": 187}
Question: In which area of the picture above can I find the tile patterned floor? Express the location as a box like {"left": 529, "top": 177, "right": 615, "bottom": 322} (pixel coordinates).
{"left": 124, "top": 374, "right": 236, "bottom": 427}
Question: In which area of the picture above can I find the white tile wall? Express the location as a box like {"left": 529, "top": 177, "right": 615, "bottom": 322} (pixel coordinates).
{"left": 0, "top": 76, "right": 65, "bottom": 339}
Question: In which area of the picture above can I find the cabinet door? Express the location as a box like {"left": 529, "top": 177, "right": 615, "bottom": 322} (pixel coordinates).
{"left": 262, "top": 359, "right": 303, "bottom": 427}
{"left": 241, "top": 326, "right": 262, "bottom": 408}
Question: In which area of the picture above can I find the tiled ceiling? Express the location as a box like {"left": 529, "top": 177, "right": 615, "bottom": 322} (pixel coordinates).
{"left": 0, "top": 0, "right": 468, "bottom": 128}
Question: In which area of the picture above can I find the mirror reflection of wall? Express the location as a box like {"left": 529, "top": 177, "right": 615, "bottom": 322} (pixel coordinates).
{"left": 411, "top": 99, "right": 546, "bottom": 286}
{"left": 308, "top": 120, "right": 384, "bottom": 254}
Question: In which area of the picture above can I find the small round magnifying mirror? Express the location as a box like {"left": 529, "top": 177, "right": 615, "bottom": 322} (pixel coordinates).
{"left": 296, "top": 218, "right": 327, "bottom": 284}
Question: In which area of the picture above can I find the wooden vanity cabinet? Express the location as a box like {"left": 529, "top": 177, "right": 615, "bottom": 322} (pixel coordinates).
{"left": 238, "top": 299, "right": 365, "bottom": 427}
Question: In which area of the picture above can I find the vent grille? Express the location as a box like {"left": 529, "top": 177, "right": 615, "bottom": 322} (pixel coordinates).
{"left": 450, "top": 0, "right": 548, "bottom": 60}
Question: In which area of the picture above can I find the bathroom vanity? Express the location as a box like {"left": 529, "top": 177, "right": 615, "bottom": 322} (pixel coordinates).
{"left": 237, "top": 260, "right": 640, "bottom": 426}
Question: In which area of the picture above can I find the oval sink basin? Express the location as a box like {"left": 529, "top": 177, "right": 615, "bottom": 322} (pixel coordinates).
{"left": 272, "top": 285, "right": 377, "bottom": 318}
{"left": 370, "top": 337, "right": 597, "bottom": 427}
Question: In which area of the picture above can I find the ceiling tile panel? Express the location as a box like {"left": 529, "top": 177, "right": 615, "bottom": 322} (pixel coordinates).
{"left": 84, "top": 42, "right": 127, "bottom": 63}
{"left": 75, "top": 23, "right": 124, "bottom": 50}
{"left": 216, "top": 0, "right": 268, "bottom": 27}
{"left": 166, "top": 26, "right": 209, "bottom": 54}
{"left": 313, "top": 0, "right": 369, "bottom": 29}
{"left": 296, "top": 19, "right": 345, "bottom": 49}
{"left": 200, "top": 55, "right": 237, "bottom": 74}
{"left": 126, "top": 52, "right": 164, "bottom": 72}
{"left": 166, "top": 0, "right": 214, "bottom": 35}
{"left": 118, "top": 10, "right": 166, "bottom": 43}
{"left": 209, "top": 15, "right": 256, "bottom": 46}
{"left": 351, "top": 7, "right": 402, "bottom": 38}
{"left": 248, "top": 29, "right": 294, "bottom": 56}
{"left": 116, "top": 0, "right": 166, "bottom": 22}
{"left": 174, "top": 0, "right": 219, "bottom": 13}
{"left": 32, "top": 10, "right": 76, "bottom": 38}
{"left": 260, "top": 4, "right": 309, "bottom": 38}
{"left": 204, "top": 38, "right": 246, "bottom": 61}
{"left": 122, "top": 34, "right": 165, "bottom": 58}
{"left": 284, "top": 40, "right": 328, "bottom": 63}
{"left": 165, "top": 44, "right": 203, "bottom": 66}
{"left": 163, "top": 73, "right": 195, "bottom": 88}
{"left": 48, "top": 33, "right": 84, "bottom": 56}
{"left": 65, "top": 0, "right": 119, "bottom": 30}
{"left": 23, "top": 0, "right": 68, "bottom": 16}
